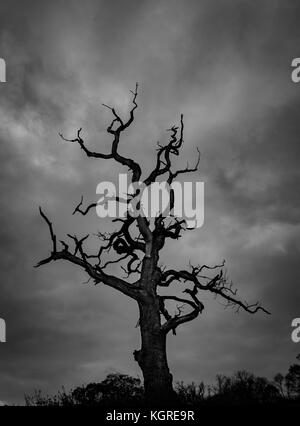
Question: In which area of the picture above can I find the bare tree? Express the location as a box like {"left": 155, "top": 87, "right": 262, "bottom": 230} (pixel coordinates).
{"left": 36, "top": 84, "right": 270, "bottom": 404}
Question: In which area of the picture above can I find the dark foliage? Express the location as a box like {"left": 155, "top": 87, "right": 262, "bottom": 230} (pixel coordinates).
{"left": 25, "top": 373, "right": 144, "bottom": 407}
{"left": 285, "top": 364, "right": 300, "bottom": 398}
{"left": 25, "top": 356, "right": 300, "bottom": 407}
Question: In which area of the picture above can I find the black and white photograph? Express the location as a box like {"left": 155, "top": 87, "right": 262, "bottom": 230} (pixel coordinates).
{"left": 0, "top": 0, "right": 299, "bottom": 419}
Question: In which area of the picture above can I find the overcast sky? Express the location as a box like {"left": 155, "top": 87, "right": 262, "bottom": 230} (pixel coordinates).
{"left": 0, "top": 0, "right": 300, "bottom": 404}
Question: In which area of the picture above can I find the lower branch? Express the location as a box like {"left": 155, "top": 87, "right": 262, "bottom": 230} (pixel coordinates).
{"left": 160, "top": 295, "right": 202, "bottom": 335}
{"left": 36, "top": 208, "right": 140, "bottom": 300}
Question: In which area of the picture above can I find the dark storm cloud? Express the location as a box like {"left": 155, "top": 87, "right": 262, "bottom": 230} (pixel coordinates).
{"left": 0, "top": 0, "right": 299, "bottom": 403}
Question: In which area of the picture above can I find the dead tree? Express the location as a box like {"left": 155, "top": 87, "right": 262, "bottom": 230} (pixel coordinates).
{"left": 36, "top": 84, "right": 270, "bottom": 404}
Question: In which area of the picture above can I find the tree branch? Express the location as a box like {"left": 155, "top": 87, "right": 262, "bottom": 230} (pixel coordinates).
{"left": 160, "top": 295, "right": 201, "bottom": 335}
{"left": 60, "top": 84, "right": 141, "bottom": 183}
{"left": 160, "top": 261, "right": 270, "bottom": 316}
{"left": 39, "top": 207, "right": 57, "bottom": 253}
{"left": 36, "top": 209, "right": 141, "bottom": 300}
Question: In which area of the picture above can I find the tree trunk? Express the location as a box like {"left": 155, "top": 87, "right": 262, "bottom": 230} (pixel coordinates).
{"left": 134, "top": 297, "right": 176, "bottom": 405}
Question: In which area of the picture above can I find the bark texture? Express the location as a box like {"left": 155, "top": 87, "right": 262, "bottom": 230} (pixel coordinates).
{"left": 134, "top": 299, "right": 176, "bottom": 404}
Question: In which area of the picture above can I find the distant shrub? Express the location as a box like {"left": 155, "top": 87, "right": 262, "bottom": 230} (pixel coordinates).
{"left": 25, "top": 373, "right": 144, "bottom": 407}
{"left": 208, "top": 370, "right": 280, "bottom": 405}
{"left": 25, "top": 357, "right": 300, "bottom": 407}
{"left": 175, "top": 380, "right": 205, "bottom": 405}
{"left": 285, "top": 364, "right": 300, "bottom": 399}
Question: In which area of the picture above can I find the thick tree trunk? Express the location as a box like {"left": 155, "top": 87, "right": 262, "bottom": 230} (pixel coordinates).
{"left": 134, "top": 298, "right": 176, "bottom": 405}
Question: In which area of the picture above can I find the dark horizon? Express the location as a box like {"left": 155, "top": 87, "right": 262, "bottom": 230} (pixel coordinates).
{"left": 0, "top": 0, "right": 300, "bottom": 404}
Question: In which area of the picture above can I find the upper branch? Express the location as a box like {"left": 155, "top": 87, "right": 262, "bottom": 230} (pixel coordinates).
{"left": 144, "top": 114, "right": 185, "bottom": 186}
{"left": 144, "top": 115, "right": 200, "bottom": 188}
{"left": 167, "top": 147, "right": 201, "bottom": 184}
{"left": 59, "top": 84, "right": 141, "bottom": 183}
{"left": 39, "top": 207, "right": 56, "bottom": 253}
{"left": 59, "top": 128, "right": 113, "bottom": 159}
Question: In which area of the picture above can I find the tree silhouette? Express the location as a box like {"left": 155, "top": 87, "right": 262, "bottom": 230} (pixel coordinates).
{"left": 36, "top": 84, "right": 270, "bottom": 404}
{"left": 286, "top": 364, "right": 300, "bottom": 398}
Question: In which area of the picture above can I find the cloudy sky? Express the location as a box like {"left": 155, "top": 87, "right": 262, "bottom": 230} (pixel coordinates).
{"left": 0, "top": 0, "right": 299, "bottom": 404}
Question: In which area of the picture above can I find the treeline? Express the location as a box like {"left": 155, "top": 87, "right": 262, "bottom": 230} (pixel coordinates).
{"left": 25, "top": 355, "right": 300, "bottom": 407}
